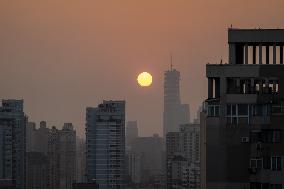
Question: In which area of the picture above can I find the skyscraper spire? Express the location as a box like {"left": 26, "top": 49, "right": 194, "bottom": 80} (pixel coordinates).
{"left": 170, "top": 53, "right": 173, "bottom": 71}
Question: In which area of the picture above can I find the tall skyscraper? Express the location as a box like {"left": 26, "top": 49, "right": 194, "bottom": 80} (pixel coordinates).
{"left": 0, "top": 99, "right": 27, "bottom": 189}
{"left": 163, "top": 67, "right": 190, "bottom": 138}
{"left": 126, "top": 121, "right": 138, "bottom": 149}
{"left": 201, "top": 28, "right": 284, "bottom": 189}
{"left": 86, "top": 100, "right": 126, "bottom": 189}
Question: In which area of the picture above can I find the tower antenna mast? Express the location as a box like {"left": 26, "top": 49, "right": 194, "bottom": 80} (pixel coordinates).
{"left": 170, "top": 53, "right": 173, "bottom": 71}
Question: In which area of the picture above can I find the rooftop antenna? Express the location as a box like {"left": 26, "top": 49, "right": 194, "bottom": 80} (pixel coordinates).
{"left": 170, "top": 53, "right": 173, "bottom": 71}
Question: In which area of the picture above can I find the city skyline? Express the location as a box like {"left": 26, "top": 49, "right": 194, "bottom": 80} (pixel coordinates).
{"left": 2, "top": 1, "right": 284, "bottom": 137}
{"left": 1, "top": 1, "right": 284, "bottom": 189}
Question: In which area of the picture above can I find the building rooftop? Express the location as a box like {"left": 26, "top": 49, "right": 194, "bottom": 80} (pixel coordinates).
{"left": 228, "top": 28, "right": 284, "bottom": 44}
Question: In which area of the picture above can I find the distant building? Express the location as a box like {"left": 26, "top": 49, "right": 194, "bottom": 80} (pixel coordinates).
{"left": 26, "top": 152, "right": 48, "bottom": 189}
{"left": 126, "top": 121, "right": 138, "bottom": 149}
{"left": 0, "top": 100, "right": 27, "bottom": 189}
{"left": 58, "top": 123, "right": 76, "bottom": 189}
{"left": 86, "top": 100, "right": 126, "bottom": 189}
{"left": 35, "top": 121, "right": 49, "bottom": 154}
{"left": 47, "top": 124, "right": 76, "bottom": 189}
{"left": 131, "top": 134, "right": 163, "bottom": 183}
{"left": 163, "top": 67, "right": 190, "bottom": 138}
{"left": 127, "top": 152, "right": 142, "bottom": 184}
{"left": 47, "top": 126, "right": 60, "bottom": 189}
{"left": 166, "top": 124, "right": 200, "bottom": 189}
{"left": 26, "top": 122, "right": 36, "bottom": 152}
{"left": 76, "top": 137, "right": 86, "bottom": 183}
{"left": 201, "top": 28, "right": 284, "bottom": 189}
{"left": 26, "top": 121, "right": 49, "bottom": 154}
{"left": 178, "top": 104, "right": 190, "bottom": 125}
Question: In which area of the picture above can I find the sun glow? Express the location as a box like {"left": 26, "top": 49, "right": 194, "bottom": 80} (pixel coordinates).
{"left": 137, "top": 72, "right": 152, "bottom": 87}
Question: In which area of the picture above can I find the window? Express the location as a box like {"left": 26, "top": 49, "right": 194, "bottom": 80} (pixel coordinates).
{"left": 271, "top": 156, "right": 281, "bottom": 171}
{"left": 207, "top": 105, "right": 220, "bottom": 117}
{"left": 227, "top": 104, "right": 250, "bottom": 125}
{"left": 250, "top": 158, "right": 263, "bottom": 169}
{"left": 238, "top": 104, "right": 248, "bottom": 115}
{"left": 250, "top": 130, "right": 281, "bottom": 143}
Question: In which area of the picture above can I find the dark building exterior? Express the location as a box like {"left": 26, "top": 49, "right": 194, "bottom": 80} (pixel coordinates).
{"left": 86, "top": 100, "right": 126, "bottom": 189}
{"left": 72, "top": 183, "right": 99, "bottom": 189}
{"left": 126, "top": 121, "right": 138, "bottom": 149}
{"left": 166, "top": 124, "right": 200, "bottom": 189}
{"left": 26, "top": 152, "right": 48, "bottom": 189}
{"left": 0, "top": 100, "right": 27, "bottom": 189}
{"left": 201, "top": 29, "right": 284, "bottom": 189}
{"left": 47, "top": 124, "right": 76, "bottom": 189}
{"left": 131, "top": 134, "right": 163, "bottom": 184}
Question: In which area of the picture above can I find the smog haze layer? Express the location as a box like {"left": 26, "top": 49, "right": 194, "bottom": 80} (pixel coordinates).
{"left": 1, "top": 0, "right": 284, "bottom": 137}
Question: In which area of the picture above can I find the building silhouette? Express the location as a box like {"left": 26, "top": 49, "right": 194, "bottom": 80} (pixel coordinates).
{"left": 26, "top": 152, "right": 48, "bottom": 189}
{"left": 166, "top": 124, "right": 200, "bottom": 189}
{"left": 76, "top": 137, "right": 86, "bottom": 183}
{"left": 201, "top": 28, "right": 284, "bottom": 189}
{"left": 127, "top": 152, "right": 142, "bottom": 184}
{"left": 0, "top": 100, "right": 27, "bottom": 189}
{"left": 47, "top": 123, "right": 76, "bottom": 189}
{"left": 163, "top": 67, "right": 190, "bottom": 138}
{"left": 126, "top": 121, "right": 138, "bottom": 149}
{"left": 26, "top": 121, "right": 49, "bottom": 154}
{"left": 131, "top": 134, "right": 163, "bottom": 184}
{"left": 86, "top": 100, "right": 126, "bottom": 189}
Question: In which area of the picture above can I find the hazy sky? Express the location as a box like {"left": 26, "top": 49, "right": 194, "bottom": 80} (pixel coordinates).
{"left": 1, "top": 0, "right": 284, "bottom": 137}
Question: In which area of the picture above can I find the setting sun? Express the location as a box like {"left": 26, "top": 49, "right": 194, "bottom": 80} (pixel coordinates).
{"left": 137, "top": 72, "right": 152, "bottom": 87}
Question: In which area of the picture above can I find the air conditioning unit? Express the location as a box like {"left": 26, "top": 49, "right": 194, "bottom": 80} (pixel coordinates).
{"left": 241, "top": 137, "right": 250, "bottom": 143}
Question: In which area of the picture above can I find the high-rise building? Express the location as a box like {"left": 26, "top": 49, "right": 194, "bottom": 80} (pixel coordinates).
{"left": 131, "top": 134, "right": 163, "bottom": 183}
{"left": 26, "top": 121, "right": 50, "bottom": 189}
{"left": 58, "top": 123, "right": 76, "bottom": 189}
{"left": 35, "top": 121, "right": 49, "bottom": 155}
{"left": 201, "top": 28, "right": 284, "bottom": 189}
{"left": 47, "top": 124, "right": 76, "bottom": 189}
{"left": 178, "top": 104, "right": 190, "bottom": 125}
{"left": 126, "top": 121, "right": 138, "bottom": 149}
{"left": 76, "top": 137, "right": 86, "bottom": 183}
{"left": 163, "top": 67, "right": 190, "bottom": 138}
{"left": 166, "top": 124, "right": 200, "bottom": 189}
{"left": 47, "top": 126, "right": 60, "bottom": 189}
{"left": 26, "top": 121, "right": 49, "bottom": 154}
{"left": 26, "top": 122, "right": 36, "bottom": 152}
{"left": 0, "top": 99, "right": 27, "bottom": 189}
{"left": 26, "top": 152, "right": 48, "bottom": 189}
{"left": 127, "top": 152, "right": 142, "bottom": 184}
{"left": 86, "top": 100, "right": 126, "bottom": 189}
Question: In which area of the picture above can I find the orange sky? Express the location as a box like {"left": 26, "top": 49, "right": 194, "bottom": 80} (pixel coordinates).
{"left": 1, "top": 0, "right": 284, "bottom": 137}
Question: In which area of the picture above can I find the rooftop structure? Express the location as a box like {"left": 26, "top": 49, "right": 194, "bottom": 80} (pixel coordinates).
{"left": 201, "top": 28, "right": 284, "bottom": 189}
